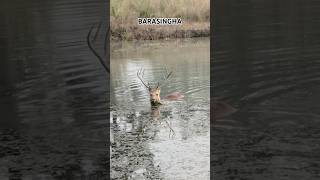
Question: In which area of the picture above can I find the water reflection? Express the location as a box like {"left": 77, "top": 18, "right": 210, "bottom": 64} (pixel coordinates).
{"left": 213, "top": 1, "right": 320, "bottom": 179}
{"left": 111, "top": 38, "right": 210, "bottom": 179}
{"left": 0, "top": 0, "right": 108, "bottom": 179}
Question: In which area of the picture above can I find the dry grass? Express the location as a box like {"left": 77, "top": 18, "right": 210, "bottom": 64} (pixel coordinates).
{"left": 111, "top": 22, "right": 209, "bottom": 40}
{"left": 111, "top": 0, "right": 210, "bottom": 23}
{"left": 110, "top": 0, "right": 210, "bottom": 40}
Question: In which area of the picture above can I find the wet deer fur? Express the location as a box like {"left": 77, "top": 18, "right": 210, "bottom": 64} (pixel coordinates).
{"left": 137, "top": 68, "right": 184, "bottom": 106}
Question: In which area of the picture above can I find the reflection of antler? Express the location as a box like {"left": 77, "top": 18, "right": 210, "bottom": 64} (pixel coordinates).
{"left": 137, "top": 68, "right": 151, "bottom": 90}
{"left": 137, "top": 119, "right": 175, "bottom": 139}
{"left": 136, "top": 106, "right": 176, "bottom": 139}
{"left": 87, "top": 22, "right": 110, "bottom": 73}
{"left": 136, "top": 117, "right": 156, "bottom": 140}
{"left": 163, "top": 119, "right": 175, "bottom": 139}
{"left": 136, "top": 107, "right": 159, "bottom": 138}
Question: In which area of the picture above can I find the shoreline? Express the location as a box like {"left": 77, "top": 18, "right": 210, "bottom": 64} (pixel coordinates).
{"left": 111, "top": 22, "right": 210, "bottom": 41}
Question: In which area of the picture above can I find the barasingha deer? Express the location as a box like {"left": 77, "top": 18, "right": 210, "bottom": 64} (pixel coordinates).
{"left": 87, "top": 23, "right": 237, "bottom": 119}
{"left": 137, "top": 68, "right": 238, "bottom": 118}
{"left": 137, "top": 68, "right": 184, "bottom": 106}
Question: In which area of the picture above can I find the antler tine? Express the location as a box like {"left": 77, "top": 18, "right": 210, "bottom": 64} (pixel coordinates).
{"left": 157, "top": 67, "right": 173, "bottom": 88}
{"left": 87, "top": 22, "right": 110, "bottom": 73}
{"left": 93, "top": 22, "right": 102, "bottom": 42}
{"left": 137, "top": 68, "right": 150, "bottom": 89}
{"left": 162, "top": 67, "right": 167, "bottom": 80}
{"left": 104, "top": 25, "right": 110, "bottom": 57}
{"left": 164, "top": 67, "right": 173, "bottom": 79}
{"left": 166, "top": 71, "right": 173, "bottom": 79}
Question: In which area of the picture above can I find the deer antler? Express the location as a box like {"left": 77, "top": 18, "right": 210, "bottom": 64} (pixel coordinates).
{"left": 157, "top": 67, "right": 173, "bottom": 88}
{"left": 137, "top": 68, "right": 151, "bottom": 89}
{"left": 87, "top": 22, "right": 110, "bottom": 73}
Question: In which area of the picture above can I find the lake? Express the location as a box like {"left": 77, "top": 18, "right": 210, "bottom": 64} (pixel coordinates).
{"left": 110, "top": 38, "right": 210, "bottom": 179}
{"left": 0, "top": 0, "right": 108, "bottom": 179}
{"left": 213, "top": 1, "right": 320, "bottom": 179}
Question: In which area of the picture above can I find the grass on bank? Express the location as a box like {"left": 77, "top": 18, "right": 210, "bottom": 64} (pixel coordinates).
{"left": 110, "top": 0, "right": 210, "bottom": 40}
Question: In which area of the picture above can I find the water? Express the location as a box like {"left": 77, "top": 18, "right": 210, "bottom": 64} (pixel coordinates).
{"left": 110, "top": 38, "right": 210, "bottom": 179}
{"left": 213, "top": 1, "right": 320, "bottom": 179}
{"left": 0, "top": 0, "right": 108, "bottom": 179}
{"left": 3, "top": 0, "right": 319, "bottom": 179}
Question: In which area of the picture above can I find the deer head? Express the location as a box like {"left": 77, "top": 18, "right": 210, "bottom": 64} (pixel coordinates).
{"left": 137, "top": 68, "right": 173, "bottom": 106}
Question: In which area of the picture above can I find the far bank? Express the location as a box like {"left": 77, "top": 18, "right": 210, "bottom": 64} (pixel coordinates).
{"left": 111, "top": 22, "right": 210, "bottom": 41}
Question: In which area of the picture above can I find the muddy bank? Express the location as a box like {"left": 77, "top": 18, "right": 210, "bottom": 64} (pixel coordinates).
{"left": 111, "top": 22, "right": 210, "bottom": 40}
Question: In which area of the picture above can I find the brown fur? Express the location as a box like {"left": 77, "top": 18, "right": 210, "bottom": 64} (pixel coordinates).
{"left": 137, "top": 68, "right": 181, "bottom": 106}
{"left": 212, "top": 101, "right": 237, "bottom": 119}
{"left": 149, "top": 87, "right": 162, "bottom": 106}
{"left": 149, "top": 87, "right": 185, "bottom": 106}
{"left": 164, "top": 92, "right": 184, "bottom": 101}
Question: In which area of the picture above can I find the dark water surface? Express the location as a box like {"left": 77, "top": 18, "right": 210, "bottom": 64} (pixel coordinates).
{"left": 0, "top": 0, "right": 108, "bottom": 179}
{"left": 213, "top": 1, "right": 320, "bottom": 179}
{"left": 111, "top": 38, "right": 210, "bottom": 179}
